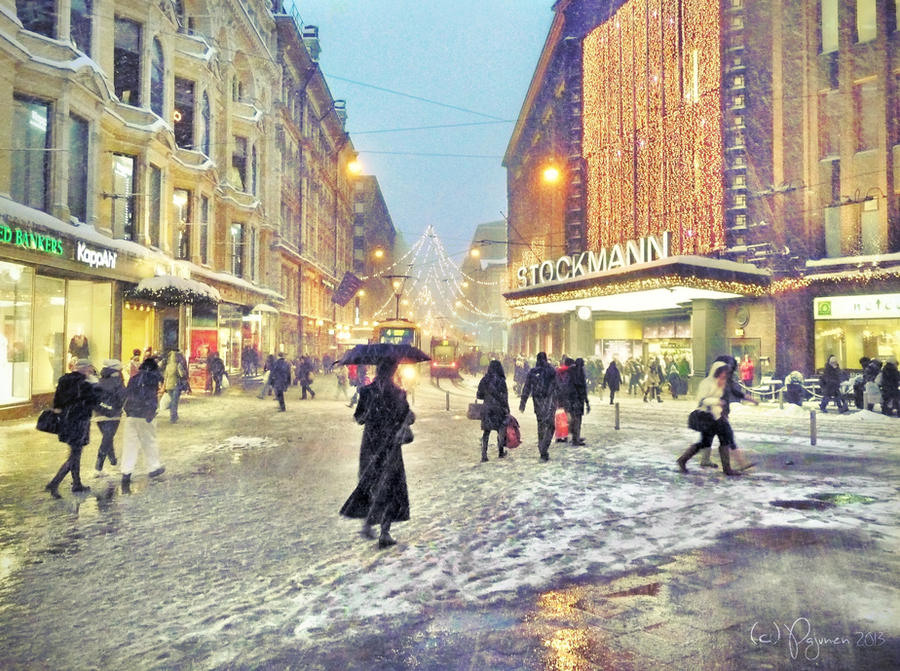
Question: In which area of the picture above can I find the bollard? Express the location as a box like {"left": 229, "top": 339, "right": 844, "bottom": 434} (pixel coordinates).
{"left": 446, "top": 390, "right": 450, "bottom": 412}
{"left": 863, "top": 392, "right": 869, "bottom": 411}
{"left": 810, "top": 410, "right": 817, "bottom": 446}
{"left": 614, "top": 402, "right": 620, "bottom": 430}
{"left": 779, "top": 388, "right": 783, "bottom": 410}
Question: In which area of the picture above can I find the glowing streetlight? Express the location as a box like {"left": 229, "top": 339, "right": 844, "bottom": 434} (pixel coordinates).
{"left": 470, "top": 247, "right": 481, "bottom": 258}
{"left": 373, "top": 248, "right": 384, "bottom": 259}
{"left": 542, "top": 165, "right": 561, "bottom": 183}
{"left": 347, "top": 159, "right": 363, "bottom": 175}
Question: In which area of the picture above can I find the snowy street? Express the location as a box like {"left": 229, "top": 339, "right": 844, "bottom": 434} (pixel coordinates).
{"left": 1, "top": 375, "right": 898, "bottom": 670}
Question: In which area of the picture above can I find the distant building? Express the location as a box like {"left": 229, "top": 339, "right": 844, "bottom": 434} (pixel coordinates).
{"left": 351, "top": 175, "right": 397, "bottom": 333}
{"left": 504, "top": 0, "right": 900, "bottom": 378}
{"left": 460, "top": 221, "right": 510, "bottom": 352}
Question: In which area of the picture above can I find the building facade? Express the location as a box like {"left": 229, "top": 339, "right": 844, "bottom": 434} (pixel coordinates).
{"left": 0, "top": 0, "right": 378, "bottom": 416}
{"left": 504, "top": 0, "right": 900, "bottom": 383}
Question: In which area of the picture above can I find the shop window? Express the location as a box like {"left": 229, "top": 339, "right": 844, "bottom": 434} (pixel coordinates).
{"left": 855, "top": 0, "right": 877, "bottom": 43}
{"left": 860, "top": 198, "right": 881, "bottom": 254}
{"left": 819, "top": 90, "right": 841, "bottom": 158}
{"left": 231, "top": 136, "right": 247, "bottom": 191}
{"left": 820, "top": 0, "right": 838, "bottom": 53}
{"left": 148, "top": 165, "right": 162, "bottom": 247}
{"left": 11, "top": 96, "right": 50, "bottom": 212}
{"left": 824, "top": 205, "right": 841, "bottom": 257}
{"left": 230, "top": 222, "right": 245, "bottom": 277}
{"left": 174, "top": 77, "right": 195, "bottom": 148}
{"left": 174, "top": 188, "right": 192, "bottom": 260}
{"left": 114, "top": 18, "right": 142, "bottom": 106}
{"left": 66, "top": 280, "right": 111, "bottom": 368}
{"left": 70, "top": 0, "right": 92, "bottom": 55}
{"left": 200, "top": 91, "right": 211, "bottom": 156}
{"left": 855, "top": 81, "right": 879, "bottom": 152}
{"left": 150, "top": 38, "right": 164, "bottom": 116}
{"left": 112, "top": 154, "right": 136, "bottom": 240}
{"left": 0, "top": 262, "right": 33, "bottom": 405}
{"left": 68, "top": 115, "right": 89, "bottom": 222}
{"left": 17, "top": 0, "right": 55, "bottom": 38}
{"left": 31, "top": 275, "right": 64, "bottom": 393}
{"left": 199, "top": 195, "right": 209, "bottom": 264}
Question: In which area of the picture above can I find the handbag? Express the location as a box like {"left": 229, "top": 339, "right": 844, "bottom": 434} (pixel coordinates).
{"left": 467, "top": 402, "right": 483, "bottom": 421}
{"left": 220, "top": 373, "right": 230, "bottom": 389}
{"left": 687, "top": 408, "right": 714, "bottom": 432}
{"left": 504, "top": 414, "right": 521, "bottom": 449}
{"left": 36, "top": 409, "right": 60, "bottom": 434}
{"left": 554, "top": 407, "right": 569, "bottom": 439}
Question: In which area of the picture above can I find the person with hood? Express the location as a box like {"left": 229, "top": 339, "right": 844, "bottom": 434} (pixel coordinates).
{"left": 121, "top": 357, "right": 165, "bottom": 492}
{"left": 269, "top": 352, "right": 293, "bottom": 412}
{"left": 784, "top": 370, "right": 807, "bottom": 407}
{"left": 603, "top": 358, "right": 622, "bottom": 405}
{"left": 677, "top": 361, "right": 742, "bottom": 476}
{"left": 879, "top": 356, "right": 899, "bottom": 417}
{"left": 128, "top": 348, "right": 142, "bottom": 381}
{"left": 696, "top": 354, "right": 759, "bottom": 469}
{"left": 476, "top": 360, "right": 510, "bottom": 462}
{"left": 45, "top": 358, "right": 100, "bottom": 497}
{"left": 162, "top": 349, "right": 189, "bottom": 423}
{"left": 567, "top": 358, "right": 590, "bottom": 445}
{"left": 643, "top": 359, "right": 664, "bottom": 402}
{"left": 94, "top": 358, "right": 127, "bottom": 473}
{"left": 519, "top": 352, "right": 559, "bottom": 462}
{"left": 340, "top": 358, "right": 414, "bottom": 548}
{"left": 819, "top": 354, "right": 848, "bottom": 413}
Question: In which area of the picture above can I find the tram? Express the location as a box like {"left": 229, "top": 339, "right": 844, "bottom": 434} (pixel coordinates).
{"left": 429, "top": 337, "right": 461, "bottom": 379}
{"left": 371, "top": 319, "right": 421, "bottom": 389}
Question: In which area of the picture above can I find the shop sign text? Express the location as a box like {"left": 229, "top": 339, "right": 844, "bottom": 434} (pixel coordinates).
{"left": 76, "top": 241, "right": 118, "bottom": 269}
{"left": 814, "top": 294, "right": 900, "bottom": 320}
{"left": 516, "top": 232, "right": 670, "bottom": 288}
{"left": 0, "top": 216, "right": 64, "bottom": 256}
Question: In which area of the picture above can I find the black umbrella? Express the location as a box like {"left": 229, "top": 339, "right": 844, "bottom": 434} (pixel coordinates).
{"left": 334, "top": 343, "right": 431, "bottom": 366}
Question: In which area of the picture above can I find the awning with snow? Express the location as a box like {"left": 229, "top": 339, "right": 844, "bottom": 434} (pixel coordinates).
{"left": 127, "top": 275, "right": 221, "bottom": 305}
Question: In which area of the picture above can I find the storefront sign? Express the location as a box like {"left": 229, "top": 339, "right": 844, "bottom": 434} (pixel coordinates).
{"left": 516, "top": 232, "right": 670, "bottom": 288}
{"left": 814, "top": 294, "right": 900, "bottom": 320}
{"left": 75, "top": 241, "right": 118, "bottom": 269}
{"left": 0, "top": 216, "right": 64, "bottom": 256}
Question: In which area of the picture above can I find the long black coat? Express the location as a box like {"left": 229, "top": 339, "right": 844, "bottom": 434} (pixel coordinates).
{"left": 476, "top": 372, "right": 509, "bottom": 431}
{"left": 340, "top": 380, "right": 412, "bottom": 524}
{"left": 53, "top": 372, "right": 99, "bottom": 447}
{"left": 603, "top": 362, "right": 622, "bottom": 392}
{"left": 95, "top": 367, "right": 127, "bottom": 419}
{"left": 820, "top": 362, "right": 843, "bottom": 396}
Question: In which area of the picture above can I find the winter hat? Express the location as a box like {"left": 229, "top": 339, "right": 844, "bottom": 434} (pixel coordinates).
{"left": 139, "top": 357, "right": 159, "bottom": 371}
{"left": 74, "top": 358, "right": 93, "bottom": 370}
{"left": 103, "top": 359, "right": 123, "bottom": 371}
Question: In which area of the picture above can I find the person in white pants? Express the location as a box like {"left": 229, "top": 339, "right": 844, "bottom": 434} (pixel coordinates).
{"left": 121, "top": 357, "right": 165, "bottom": 492}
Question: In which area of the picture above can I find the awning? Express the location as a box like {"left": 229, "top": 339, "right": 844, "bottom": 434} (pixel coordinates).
{"left": 127, "top": 275, "right": 221, "bottom": 305}
{"left": 251, "top": 303, "right": 279, "bottom": 314}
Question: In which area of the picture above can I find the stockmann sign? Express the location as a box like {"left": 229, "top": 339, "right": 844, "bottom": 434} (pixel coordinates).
{"left": 516, "top": 232, "right": 671, "bottom": 288}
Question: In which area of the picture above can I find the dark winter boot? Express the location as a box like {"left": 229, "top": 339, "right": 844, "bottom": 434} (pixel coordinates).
{"left": 378, "top": 522, "right": 396, "bottom": 548}
{"left": 70, "top": 459, "right": 89, "bottom": 493}
{"left": 481, "top": 435, "right": 489, "bottom": 462}
{"left": 677, "top": 443, "right": 702, "bottom": 473}
{"left": 95, "top": 454, "right": 105, "bottom": 472}
{"left": 719, "top": 444, "right": 741, "bottom": 476}
{"left": 121, "top": 473, "right": 132, "bottom": 494}
{"left": 498, "top": 435, "right": 507, "bottom": 458}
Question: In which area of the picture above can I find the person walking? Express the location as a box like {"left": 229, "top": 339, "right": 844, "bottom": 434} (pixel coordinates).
{"left": 476, "top": 360, "right": 510, "bottom": 462}
{"left": 879, "top": 356, "right": 899, "bottom": 417}
{"left": 348, "top": 363, "right": 366, "bottom": 407}
{"left": 269, "top": 352, "right": 293, "bottom": 412}
{"left": 603, "top": 358, "right": 622, "bottom": 405}
{"left": 739, "top": 354, "right": 755, "bottom": 388}
{"left": 628, "top": 357, "right": 643, "bottom": 396}
{"left": 819, "top": 354, "right": 848, "bottom": 413}
{"left": 128, "top": 348, "right": 142, "bottom": 381}
{"left": 335, "top": 366, "right": 350, "bottom": 400}
{"left": 257, "top": 354, "right": 277, "bottom": 399}
{"left": 643, "top": 359, "right": 663, "bottom": 402}
{"left": 299, "top": 355, "right": 316, "bottom": 400}
{"left": 695, "top": 354, "right": 759, "bottom": 469}
{"left": 94, "top": 359, "right": 127, "bottom": 473}
{"left": 162, "top": 349, "right": 188, "bottom": 423}
{"left": 677, "top": 361, "right": 742, "bottom": 476}
{"left": 340, "top": 358, "right": 414, "bottom": 548}
{"left": 208, "top": 351, "right": 225, "bottom": 395}
{"left": 45, "top": 358, "right": 100, "bottom": 497}
{"left": 121, "top": 357, "right": 165, "bottom": 493}
{"left": 518, "top": 352, "right": 559, "bottom": 462}
{"left": 568, "top": 358, "right": 590, "bottom": 445}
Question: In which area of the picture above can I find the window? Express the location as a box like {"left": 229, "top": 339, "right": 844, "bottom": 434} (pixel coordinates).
{"left": 150, "top": 38, "right": 164, "bottom": 116}
{"left": 70, "top": 0, "right": 92, "bottom": 55}
{"left": 17, "top": 0, "right": 55, "bottom": 38}
{"left": 855, "top": 81, "right": 879, "bottom": 151}
{"left": 114, "top": 18, "right": 141, "bottom": 105}
{"left": 860, "top": 198, "right": 880, "bottom": 254}
{"left": 173, "top": 188, "right": 191, "bottom": 260}
{"left": 821, "top": 0, "right": 838, "bottom": 53}
{"left": 174, "top": 78, "right": 195, "bottom": 148}
{"left": 112, "top": 154, "right": 136, "bottom": 240}
{"left": 248, "top": 226, "right": 257, "bottom": 281}
{"left": 11, "top": 96, "right": 50, "bottom": 212}
{"left": 251, "top": 145, "right": 258, "bottom": 194}
{"left": 856, "top": 0, "right": 877, "bottom": 43}
{"left": 819, "top": 90, "right": 841, "bottom": 158}
{"left": 148, "top": 165, "right": 162, "bottom": 246}
{"left": 824, "top": 206, "right": 841, "bottom": 257}
{"left": 230, "top": 223, "right": 244, "bottom": 277}
{"left": 199, "top": 195, "right": 209, "bottom": 264}
{"left": 68, "top": 115, "right": 89, "bottom": 222}
{"left": 200, "top": 91, "right": 211, "bottom": 156}
{"left": 232, "top": 136, "right": 247, "bottom": 190}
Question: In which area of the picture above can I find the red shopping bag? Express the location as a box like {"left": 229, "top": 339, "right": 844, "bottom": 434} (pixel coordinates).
{"left": 504, "top": 415, "right": 521, "bottom": 449}
{"left": 554, "top": 407, "right": 569, "bottom": 439}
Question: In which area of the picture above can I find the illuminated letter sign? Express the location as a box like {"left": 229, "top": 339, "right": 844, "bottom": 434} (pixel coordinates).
{"left": 0, "top": 215, "right": 65, "bottom": 256}
{"left": 76, "top": 241, "right": 118, "bottom": 269}
{"left": 515, "top": 232, "right": 671, "bottom": 288}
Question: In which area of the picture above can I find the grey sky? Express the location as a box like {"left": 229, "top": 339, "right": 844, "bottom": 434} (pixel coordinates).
{"left": 295, "top": 1, "right": 553, "bottom": 256}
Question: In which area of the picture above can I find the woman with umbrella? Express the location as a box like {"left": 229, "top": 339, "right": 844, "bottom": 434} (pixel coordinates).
{"left": 340, "top": 352, "right": 418, "bottom": 548}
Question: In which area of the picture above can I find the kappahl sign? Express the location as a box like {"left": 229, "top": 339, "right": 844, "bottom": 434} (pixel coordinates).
{"left": 76, "top": 241, "right": 118, "bottom": 269}
{"left": 516, "top": 232, "right": 671, "bottom": 288}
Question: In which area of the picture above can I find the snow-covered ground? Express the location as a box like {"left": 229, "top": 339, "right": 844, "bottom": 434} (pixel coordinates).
{"left": 0, "top": 378, "right": 896, "bottom": 669}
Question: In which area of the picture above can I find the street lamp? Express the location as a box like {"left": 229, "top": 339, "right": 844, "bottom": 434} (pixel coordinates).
{"left": 384, "top": 274, "right": 411, "bottom": 320}
{"left": 542, "top": 165, "right": 561, "bottom": 184}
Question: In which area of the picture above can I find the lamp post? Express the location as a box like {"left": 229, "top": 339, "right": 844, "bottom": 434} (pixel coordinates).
{"left": 384, "top": 274, "right": 411, "bottom": 320}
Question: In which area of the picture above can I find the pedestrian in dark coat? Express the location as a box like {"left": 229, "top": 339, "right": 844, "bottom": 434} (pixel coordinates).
{"left": 568, "top": 358, "right": 590, "bottom": 444}
{"left": 94, "top": 359, "right": 127, "bottom": 472}
{"left": 121, "top": 357, "right": 165, "bottom": 492}
{"left": 518, "top": 352, "right": 559, "bottom": 461}
{"left": 298, "top": 356, "right": 316, "bottom": 400}
{"left": 45, "top": 359, "right": 100, "bottom": 497}
{"left": 257, "top": 354, "right": 277, "bottom": 399}
{"left": 340, "top": 358, "right": 413, "bottom": 548}
{"left": 879, "top": 356, "right": 899, "bottom": 417}
{"left": 208, "top": 352, "right": 225, "bottom": 394}
{"left": 476, "top": 360, "right": 510, "bottom": 462}
{"left": 697, "top": 354, "right": 759, "bottom": 469}
{"left": 603, "top": 358, "right": 622, "bottom": 405}
{"left": 269, "top": 352, "right": 293, "bottom": 412}
{"left": 819, "top": 354, "right": 848, "bottom": 413}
